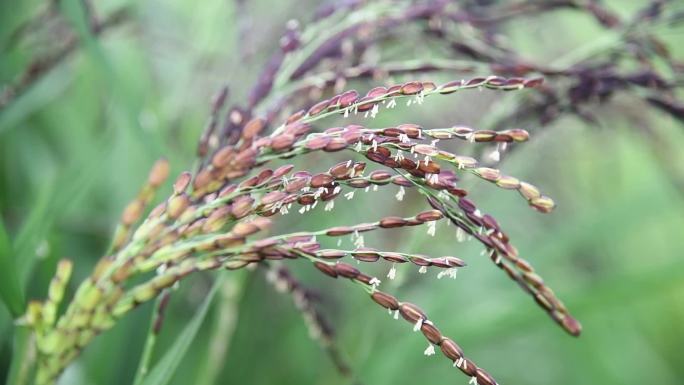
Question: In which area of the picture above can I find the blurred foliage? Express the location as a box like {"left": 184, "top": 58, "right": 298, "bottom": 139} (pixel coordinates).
{"left": 1, "top": 0, "right": 683, "bottom": 384}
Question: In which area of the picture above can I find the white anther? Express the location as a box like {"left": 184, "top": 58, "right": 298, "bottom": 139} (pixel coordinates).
{"left": 437, "top": 268, "right": 458, "bottom": 280}
{"left": 387, "top": 264, "right": 397, "bottom": 280}
{"left": 370, "top": 104, "right": 379, "bottom": 118}
{"left": 395, "top": 186, "right": 405, "bottom": 201}
{"left": 413, "top": 318, "right": 423, "bottom": 332}
{"left": 488, "top": 149, "right": 500, "bottom": 163}
{"left": 424, "top": 344, "right": 436, "bottom": 356}
{"left": 427, "top": 221, "right": 436, "bottom": 237}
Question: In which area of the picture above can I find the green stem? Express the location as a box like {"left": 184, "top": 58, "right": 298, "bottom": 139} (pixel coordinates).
{"left": 5, "top": 325, "right": 36, "bottom": 385}
{"left": 132, "top": 290, "right": 171, "bottom": 385}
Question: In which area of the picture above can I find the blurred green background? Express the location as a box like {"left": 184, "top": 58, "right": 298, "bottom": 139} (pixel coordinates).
{"left": 1, "top": 0, "right": 684, "bottom": 384}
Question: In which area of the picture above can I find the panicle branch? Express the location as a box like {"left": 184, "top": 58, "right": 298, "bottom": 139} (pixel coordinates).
{"left": 262, "top": 263, "right": 355, "bottom": 379}
{"left": 25, "top": 73, "right": 575, "bottom": 384}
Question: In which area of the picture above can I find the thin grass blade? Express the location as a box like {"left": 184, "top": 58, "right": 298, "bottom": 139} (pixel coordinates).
{"left": 138, "top": 275, "right": 223, "bottom": 385}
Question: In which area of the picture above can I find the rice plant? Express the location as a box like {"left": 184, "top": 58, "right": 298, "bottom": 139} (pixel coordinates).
{"left": 2, "top": 1, "right": 682, "bottom": 385}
